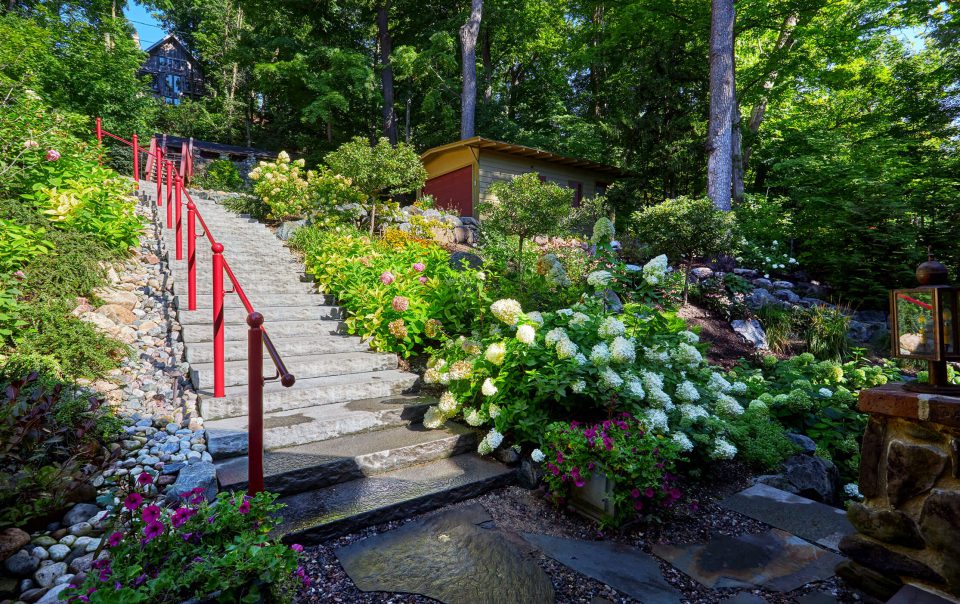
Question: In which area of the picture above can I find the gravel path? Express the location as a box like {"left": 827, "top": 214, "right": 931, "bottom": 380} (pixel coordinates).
{"left": 293, "top": 463, "right": 868, "bottom": 604}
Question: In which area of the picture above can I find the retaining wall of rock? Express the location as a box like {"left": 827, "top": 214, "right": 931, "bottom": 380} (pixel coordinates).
{"left": 838, "top": 384, "right": 960, "bottom": 599}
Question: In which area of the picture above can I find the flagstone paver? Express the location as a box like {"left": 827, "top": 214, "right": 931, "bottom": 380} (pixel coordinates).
{"left": 651, "top": 529, "right": 844, "bottom": 592}
{"left": 721, "top": 483, "right": 854, "bottom": 551}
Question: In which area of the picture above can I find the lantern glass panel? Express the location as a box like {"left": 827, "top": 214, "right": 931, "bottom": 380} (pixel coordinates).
{"left": 943, "top": 292, "right": 956, "bottom": 355}
{"left": 895, "top": 290, "right": 936, "bottom": 357}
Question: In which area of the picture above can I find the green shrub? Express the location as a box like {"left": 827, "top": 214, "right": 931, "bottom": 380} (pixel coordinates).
{"left": 479, "top": 173, "right": 571, "bottom": 275}
{"left": 68, "top": 489, "right": 304, "bottom": 603}
{"left": 726, "top": 404, "right": 798, "bottom": 470}
{"left": 755, "top": 304, "right": 798, "bottom": 354}
{"left": 802, "top": 304, "right": 851, "bottom": 360}
{"left": 21, "top": 228, "right": 112, "bottom": 300}
{"left": 14, "top": 300, "right": 127, "bottom": 379}
{"left": 0, "top": 372, "right": 119, "bottom": 530}
{"left": 733, "top": 194, "right": 798, "bottom": 275}
{"left": 195, "top": 158, "right": 245, "bottom": 191}
{"left": 222, "top": 193, "right": 270, "bottom": 221}
{"left": 0, "top": 280, "right": 25, "bottom": 344}
{"left": 0, "top": 219, "right": 54, "bottom": 273}
{"left": 631, "top": 196, "right": 733, "bottom": 302}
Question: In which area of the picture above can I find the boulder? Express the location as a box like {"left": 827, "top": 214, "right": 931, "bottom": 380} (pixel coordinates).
{"left": 886, "top": 441, "right": 947, "bottom": 507}
{"left": 81, "top": 312, "right": 119, "bottom": 335}
{"left": 449, "top": 251, "right": 483, "bottom": 271}
{"left": 847, "top": 502, "right": 925, "bottom": 549}
{"left": 690, "top": 267, "right": 714, "bottom": 280}
{"left": 494, "top": 448, "right": 520, "bottom": 466}
{"left": 848, "top": 320, "right": 885, "bottom": 343}
{"left": 731, "top": 319, "right": 768, "bottom": 349}
{"left": 746, "top": 288, "right": 777, "bottom": 309}
{"left": 773, "top": 289, "right": 801, "bottom": 304}
{"left": 276, "top": 219, "right": 306, "bottom": 241}
{"left": 96, "top": 304, "right": 136, "bottom": 325}
{"left": 855, "top": 310, "right": 887, "bottom": 324}
{"left": 753, "top": 474, "right": 800, "bottom": 494}
{"left": 453, "top": 226, "right": 472, "bottom": 244}
{"left": 442, "top": 214, "right": 463, "bottom": 227}
{"left": 733, "top": 268, "right": 759, "bottom": 279}
{"left": 752, "top": 278, "right": 774, "bottom": 289}
{"left": 782, "top": 454, "right": 841, "bottom": 506}
{"left": 62, "top": 503, "right": 100, "bottom": 528}
{"left": 461, "top": 216, "right": 480, "bottom": 227}
{"left": 518, "top": 459, "right": 544, "bottom": 490}
{"left": 0, "top": 528, "right": 30, "bottom": 563}
{"left": 93, "top": 288, "right": 137, "bottom": 310}
{"left": 4, "top": 549, "right": 39, "bottom": 577}
{"left": 36, "top": 583, "right": 70, "bottom": 604}
{"left": 34, "top": 562, "right": 67, "bottom": 588}
{"left": 772, "top": 280, "right": 795, "bottom": 289}
{"left": 168, "top": 460, "right": 218, "bottom": 502}
{"left": 786, "top": 433, "right": 817, "bottom": 455}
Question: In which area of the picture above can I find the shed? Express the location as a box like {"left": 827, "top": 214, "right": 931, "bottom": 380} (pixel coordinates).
{"left": 140, "top": 35, "right": 205, "bottom": 105}
{"left": 420, "top": 137, "right": 621, "bottom": 217}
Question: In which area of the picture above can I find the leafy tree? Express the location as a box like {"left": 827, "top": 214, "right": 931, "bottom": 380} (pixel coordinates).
{"left": 324, "top": 136, "right": 426, "bottom": 234}
{"left": 479, "top": 172, "right": 571, "bottom": 275}
{"left": 632, "top": 196, "right": 733, "bottom": 303}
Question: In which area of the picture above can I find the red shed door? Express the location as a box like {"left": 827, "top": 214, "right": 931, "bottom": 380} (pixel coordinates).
{"left": 423, "top": 165, "right": 473, "bottom": 217}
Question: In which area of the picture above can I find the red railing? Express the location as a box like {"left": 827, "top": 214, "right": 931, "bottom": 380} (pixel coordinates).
{"left": 95, "top": 118, "right": 294, "bottom": 495}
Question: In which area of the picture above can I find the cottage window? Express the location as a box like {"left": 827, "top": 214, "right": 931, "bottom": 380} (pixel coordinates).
{"left": 568, "top": 180, "right": 583, "bottom": 207}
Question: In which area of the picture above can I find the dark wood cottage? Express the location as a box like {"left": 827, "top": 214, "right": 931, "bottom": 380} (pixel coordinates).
{"left": 140, "top": 35, "right": 205, "bottom": 105}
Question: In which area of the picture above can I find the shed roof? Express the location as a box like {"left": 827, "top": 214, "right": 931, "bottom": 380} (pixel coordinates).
{"left": 159, "top": 135, "right": 275, "bottom": 159}
{"left": 421, "top": 137, "right": 622, "bottom": 176}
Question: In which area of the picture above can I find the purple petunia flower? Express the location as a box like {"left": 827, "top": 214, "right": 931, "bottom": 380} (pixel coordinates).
{"left": 644, "top": 487, "right": 655, "bottom": 498}
{"left": 570, "top": 467, "right": 585, "bottom": 488}
{"left": 171, "top": 507, "right": 194, "bottom": 528}
{"left": 238, "top": 498, "right": 251, "bottom": 515}
{"left": 630, "top": 488, "right": 641, "bottom": 499}
{"left": 141, "top": 505, "right": 161, "bottom": 524}
{"left": 107, "top": 532, "right": 123, "bottom": 547}
{"left": 290, "top": 544, "right": 304, "bottom": 553}
{"left": 142, "top": 522, "right": 164, "bottom": 542}
{"left": 123, "top": 492, "right": 143, "bottom": 511}
{"left": 137, "top": 472, "right": 154, "bottom": 486}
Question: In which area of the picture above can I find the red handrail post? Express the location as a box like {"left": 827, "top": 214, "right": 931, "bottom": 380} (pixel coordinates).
{"left": 132, "top": 134, "right": 140, "bottom": 183}
{"left": 175, "top": 176, "right": 183, "bottom": 260}
{"left": 247, "top": 311, "right": 265, "bottom": 495}
{"left": 212, "top": 242, "right": 226, "bottom": 398}
{"left": 95, "top": 118, "right": 103, "bottom": 165}
{"left": 165, "top": 161, "right": 173, "bottom": 220}
{"left": 187, "top": 201, "right": 197, "bottom": 311}
{"left": 156, "top": 150, "right": 164, "bottom": 205}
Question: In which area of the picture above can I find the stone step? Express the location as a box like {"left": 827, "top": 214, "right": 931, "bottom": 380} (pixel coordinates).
{"left": 185, "top": 335, "right": 367, "bottom": 364}
{"left": 205, "top": 394, "right": 434, "bottom": 457}
{"left": 273, "top": 454, "right": 515, "bottom": 544}
{"left": 180, "top": 319, "right": 345, "bottom": 343}
{"left": 215, "top": 422, "right": 475, "bottom": 495}
{"left": 191, "top": 351, "right": 397, "bottom": 389}
{"left": 198, "top": 369, "right": 419, "bottom": 420}
{"left": 171, "top": 277, "right": 315, "bottom": 297}
{"left": 177, "top": 304, "right": 343, "bottom": 325}
{"left": 176, "top": 293, "right": 335, "bottom": 310}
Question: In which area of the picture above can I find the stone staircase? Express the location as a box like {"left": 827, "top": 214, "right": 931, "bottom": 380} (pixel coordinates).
{"left": 137, "top": 182, "right": 513, "bottom": 543}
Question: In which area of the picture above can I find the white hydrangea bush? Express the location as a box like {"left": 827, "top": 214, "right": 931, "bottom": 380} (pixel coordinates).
{"left": 423, "top": 297, "right": 754, "bottom": 461}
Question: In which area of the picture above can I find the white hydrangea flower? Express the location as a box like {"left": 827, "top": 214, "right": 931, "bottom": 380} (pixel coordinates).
{"left": 711, "top": 438, "right": 738, "bottom": 460}
{"left": 789, "top": 257, "right": 798, "bottom": 264}
{"left": 626, "top": 378, "right": 645, "bottom": 399}
{"left": 448, "top": 360, "right": 472, "bottom": 381}
{"left": 526, "top": 311, "right": 544, "bottom": 325}
{"left": 599, "top": 367, "right": 623, "bottom": 390}
{"left": 423, "top": 406, "right": 446, "bottom": 429}
{"left": 645, "top": 347, "right": 670, "bottom": 364}
{"left": 570, "top": 312, "right": 590, "bottom": 326}
{"left": 730, "top": 381, "right": 748, "bottom": 395}
{"left": 715, "top": 393, "right": 745, "bottom": 416}
{"left": 545, "top": 327, "right": 568, "bottom": 347}
{"left": 438, "top": 391, "right": 459, "bottom": 414}
{"left": 488, "top": 403, "right": 501, "bottom": 418}
{"left": 748, "top": 399, "right": 769, "bottom": 414}
{"left": 481, "top": 378, "right": 498, "bottom": 397}
{"left": 648, "top": 388, "right": 673, "bottom": 409}
{"left": 610, "top": 336, "right": 636, "bottom": 364}
{"left": 491, "top": 299, "right": 523, "bottom": 326}
{"left": 844, "top": 483, "right": 863, "bottom": 500}
{"left": 464, "top": 408, "right": 485, "bottom": 426}
{"left": 556, "top": 308, "right": 574, "bottom": 317}
{"left": 571, "top": 380, "right": 587, "bottom": 394}
{"left": 708, "top": 372, "right": 732, "bottom": 393}
{"left": 643, "top": 254, "right": 669, "bottom": 285}
{"left": 477, "top": 438, "right": 494, "bottom": 455}
{"left": 587, "top": 270, "right": 613, "bottom": 288}
{"left": 672, "top": 432, "right": 694, "bottom": 452}
{"left": 516, "top": 324, "right": 536, "bottom": 345}
{"left": 680, "top": 330, "right": 699, "bottom": 344}
{"left": 485, "top": 342, "right": 506, "bottom": 366}
{"left": 675, "top": 381, "right": 700, "bottom": 402}
{"left": 573, "top": 353, "right": 588, "bottom": 366}
{"left": 818, "top": 387, "right": 833, "bottom": 398}
{"left": 642, "top": 408, "right": 670, "bottom": 433}
{"left": 556, "top": 339, "right": 579, "bottom": 359}
{"left": 598, "top": 316, "right": 626, "bottom": 339}
{"left": 439, "top": 372, "right": 451, "bottom": 385}
{"left": 671, "top": 342, "right": 703, "bottom": 367}
{"left": 590, "top": 342, "right": 611, "bottom": 365}
{"left": 486, "top": 428, "right": 504, "bottom": 448}
{"left": 680, "top": 404, "right": 710, "bottom": 422}
{"left": 277, "top": 150, "right": 291, "bottom": 162}
{"left": 641, "top": 370, "right": 665, "bottom": 392}
{"left": 424, "top": 367, "right": 440, "bottom": 384}
{"left": 531, "top": 448, "right": 546, "bottom": 463}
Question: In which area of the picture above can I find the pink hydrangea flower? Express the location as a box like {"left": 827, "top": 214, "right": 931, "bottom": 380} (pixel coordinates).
{"left": 419, "top": 276, "right": 428, "bottom": 284}
{"left": 23, "top": 140, "right": 38, "bottom": 149}
{"left": 45, "top": 149, "right": 60, "bottom": 161}
{"left": 412, "top": 263, "right": 425, "bottom": 272}
{"left": 380, "top": 271, "right": 395, "bottom": 285}
{"left": 392, "top": 296, "right": 409, "bottom": 312}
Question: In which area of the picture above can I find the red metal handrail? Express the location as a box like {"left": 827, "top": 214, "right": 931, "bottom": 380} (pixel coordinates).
{"left": 95, "top": 119, "right": 294, "bottom": 494}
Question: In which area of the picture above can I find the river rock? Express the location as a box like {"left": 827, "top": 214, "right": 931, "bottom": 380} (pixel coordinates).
{"left": 0, "top": 528, "right": 30, "bottom": 563}
{"left": 62, "top": 504, "right": 100, "bottom": 527}
{"left": 4, "top": 550, "right": 40, "bottom": 577}
{"left": 731, "top": 319, "right": 768, "bottom": 349}
{"left": 94, "top": 288, "right": 138, "bottom": 310}
{"left": 168, "top": 460, "right": 217, "bottom": 502}
{"left": 47, "top": 544, "right": 70, "bottom": 562}
{"left": 34, "top": 561, "right": 67, "bottom": 588}
{"left": 97, "top": 304, "right": 137, "bottom": 325}
{"left": 782, "top": 454, "right": 840, "bottom": 506}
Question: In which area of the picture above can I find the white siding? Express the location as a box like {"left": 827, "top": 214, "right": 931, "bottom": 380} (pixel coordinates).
{"left": 477, "top": 151, "right": 608, "bottom": 207}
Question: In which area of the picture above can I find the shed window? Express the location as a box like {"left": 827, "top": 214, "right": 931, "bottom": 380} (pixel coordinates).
{"left": 568, "top": 180, "right": 583, "bottom": 207}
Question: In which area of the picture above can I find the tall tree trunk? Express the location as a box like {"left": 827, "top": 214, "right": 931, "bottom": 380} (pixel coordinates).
{"left": 481, "top": 27, "right": 492, "bottom": 103}
{"left": 731, "top": 70, "right": 744, "bottom": 204}
{"left": 706, "top": 0, "right": 735, "bottom": 211}
{"left": 405, "top": 94, "right": 412, "bottom": 143}
{"left": 377, "top": 2, "right": 398, "bottom": 145}
{"left": 459, "top": 0, "right": 483, "bottom": 139}
{"left": 590, "top": 2, "right": 605, "bottom": 118}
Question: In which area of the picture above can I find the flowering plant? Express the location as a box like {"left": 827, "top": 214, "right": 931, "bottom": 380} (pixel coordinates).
{"left": 67, "top": 487, "right": 304, "bottom": 603}
{"left": 540, "top": 415, "right": 685, "bottom": 526}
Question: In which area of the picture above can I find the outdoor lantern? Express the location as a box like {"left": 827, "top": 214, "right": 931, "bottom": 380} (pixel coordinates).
{"left": 890, "top": 253, "right": 960, "bottom": 391}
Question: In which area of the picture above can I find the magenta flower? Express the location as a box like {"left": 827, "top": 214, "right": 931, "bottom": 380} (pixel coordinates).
{"left": 296, "top": 566, "right": 311, "bottom": 587}
{"left": 418, "top": 276, "right": 428, "bottom": 284}
{"left": 171, "top": 507, "right": 194, "bottom": 528}
{"left": 107, "top": 532, "right": 123, "bottom": 547}
{"left": 634, "top": 500, "right": 644, "bottom": 511}
{"left": 644, "top": 487, "right": 655, "bottom": 498}
{"left": 142, "top": 522, "right": 163, "bottom": 542}
{"left": 238, "top": 498, "right": 251, "bottom": 515}
{"left": 141, "top": 505, "right": 161, "bottom": 524}
{"left": 391, "top": 296, "right": 409, "bottom": 312}
{"left": 570, "top": 467, "right": 585, "bottom": 488}
{"left": 380, "top": 271, "right": 395, "bottom": 285}
{"left": 412, "top": 263, "right": 425, "bottom": 272}
{"left": 630, "top": 488, "right": 641, "bottom": 499}
{"left": 188, "top": 487, "right": 206, "bottom": 504}
{"left": 137, "top": 472, "right": 153, "bottom": 486}
{"left": 290, "top": 544, "right": 304, "bottom": 553}
{"left": 556, "top": 452, "right": 564, "bottom": 464}
{"left": 45, "top": 149, "right": 60, "bottom": 161}
{"left": 13, "top": 270, "right": 25, "bottom": 280}
{"left": 123, "top": 492, "right": 143, "bottom": 511}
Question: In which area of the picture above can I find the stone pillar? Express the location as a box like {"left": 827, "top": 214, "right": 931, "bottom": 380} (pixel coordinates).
{"left": 839, "top": 383, "right": 960, "bottom": 600}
